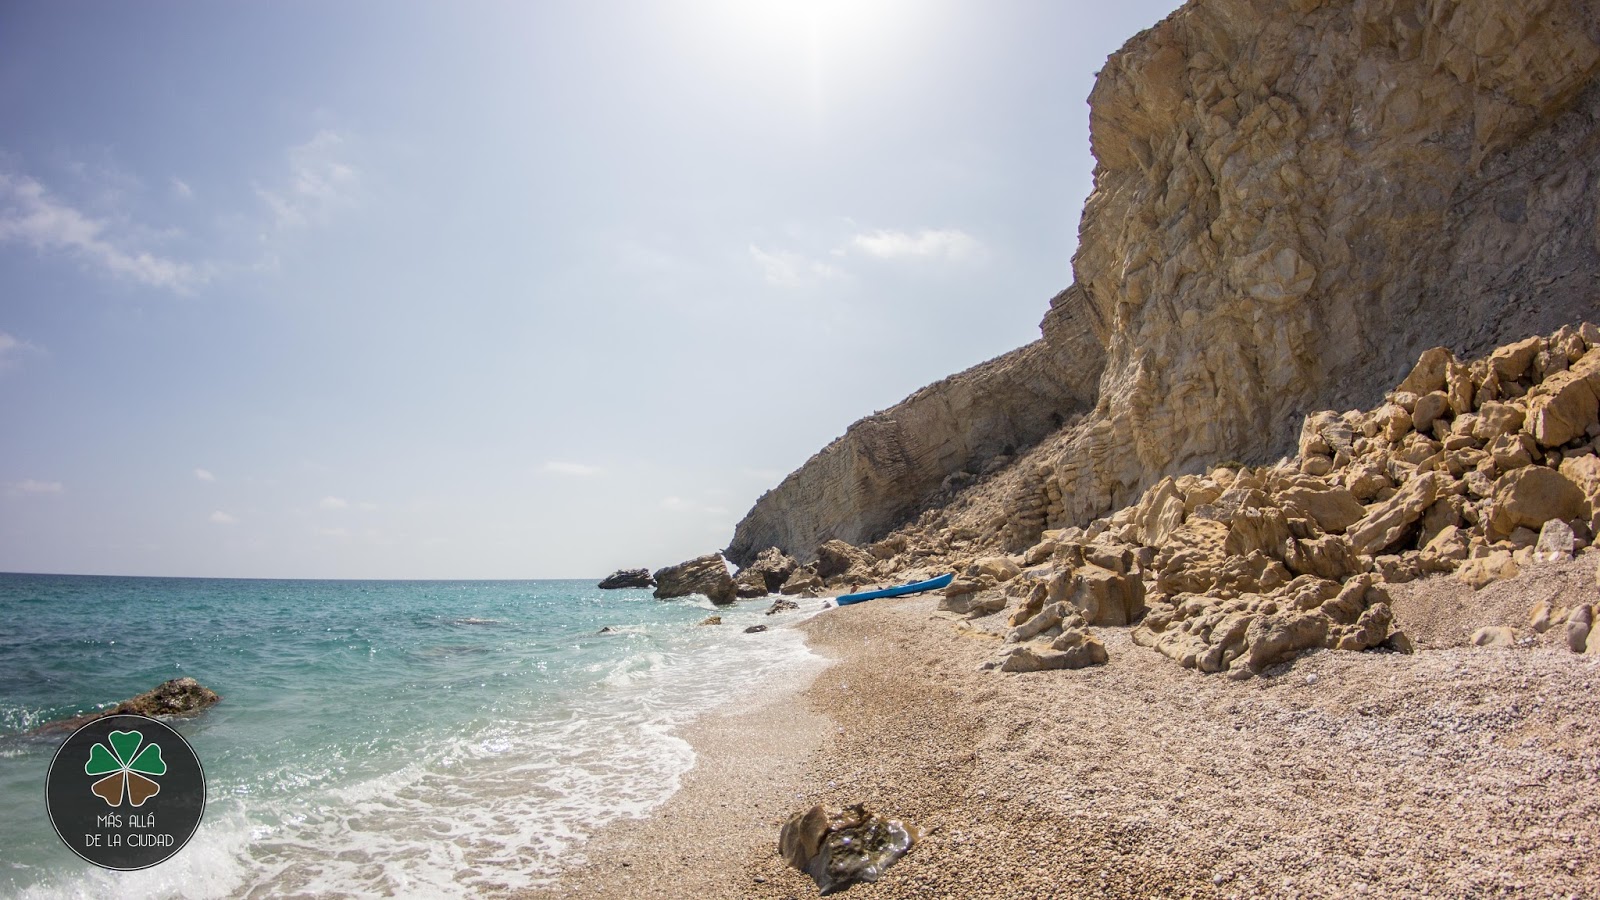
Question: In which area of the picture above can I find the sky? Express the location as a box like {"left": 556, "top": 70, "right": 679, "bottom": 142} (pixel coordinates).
{"left": 0, "top": 0, "right": 1181, "bottom": 579}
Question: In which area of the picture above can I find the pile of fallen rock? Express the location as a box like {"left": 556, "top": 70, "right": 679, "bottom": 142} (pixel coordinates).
{"left": 935, "top": 325, "right": 1600, "bottom": 677}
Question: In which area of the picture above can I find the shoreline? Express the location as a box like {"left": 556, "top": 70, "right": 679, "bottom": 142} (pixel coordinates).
{"left": 520, "top": 616, "right": 837, "bottom": 899}
{"left": 536, "top": 559, "right": 1600, "bottom": 898}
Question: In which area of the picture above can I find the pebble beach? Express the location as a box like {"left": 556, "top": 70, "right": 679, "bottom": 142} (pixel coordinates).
{"left": 542, "top": 555, "right": 1600, "bottom": 899}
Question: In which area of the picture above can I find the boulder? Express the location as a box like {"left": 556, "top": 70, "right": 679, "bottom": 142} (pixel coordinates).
{"left": 734, "top": 569, "right": 771, "bottom": 599}
{"left": 697, "top": 615, "right": 722, "bottom": 626}
{"left": 815, "top": 539, "right": 873, "bottom": 580}
{"left": 1397, "top": 347, "right": 1454, "bottom": 396}
{"left": 969, "top": 556, "right": 1021, "bottom": 582}
{"left": 1346, "top": 472, "right": 1442, "bottom": 555}
{"left": 778, "top": 803, "right": 915, "bottom": 894}
{"left": 1458, "top": 550, "right": 1520, "bottom": 589}
{"left": 1046, "top": 564, "right": 1146, "bottom": 626}
{"left": 1470, "top": 626, "right": 1518, "bottom": 648}
{"left": 1571, "top": 604, "right": 1595, "bottom": 653}
{"left": 35, "top": 677, "right": 221, "bottom": 735}
{"left": 779, "top": 567, "right": 823, "bottom": 595}
{"left": 1275, "top": 483, "right": 1366, "bottom": 534}
{"left": 1486, "top": 467, "right": 1587, "bottom": 540}
{"left": 1490, "top": 336, "right": 1543, "bottom": 381}
{"left": 736, "top": 547, "right": 799, "bottom": 597}
{"left": 744, "top": 624, "right": 769, "bottom": 633}
{"left": 598, "top": 568, "right": 654, "bottom": 589}
{"left": 1000, "top": 628, "right": 1108, "bottom": 672}
{"left": 1475, "top": 402, "right": 1527, "bottom": 442}
{"left": 766, "top": 597, "right": 800, "bottom": 615}
{"left": 1524, "top": 369, "right": 1599, "bottom": 448}
{"left": 652, "top": 554, "right": 737, "bottom": 605}
{"left": 938, "top": 590, "right": 1006, "bottom": 617}
{"left": 1411, "top": 391, "right": 1451, "bottom": 435}
{"left": 1534, "top": 519, "right": 1576, "bottom": 563}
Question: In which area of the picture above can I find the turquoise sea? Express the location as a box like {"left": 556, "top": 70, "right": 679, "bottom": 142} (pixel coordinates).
{"left": 0, "top": 573, "right": 822, "bottom": 897}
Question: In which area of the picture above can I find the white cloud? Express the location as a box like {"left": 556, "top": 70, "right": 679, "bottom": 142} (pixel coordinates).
{"left": 9, "top": 479, "right": 63, "bottom": 495}
{"left": 0, "top": 331, "right": 43, "bottom": 371}
{"left": 209, "top": 510, "right": 238, "bottom": 524}
{"left": 0, "top": 171, "right": 203, "bottom": 291}
{"left": 850, "top": 228, "right": 987, "bottom": 263}
{"left": 660, "top": 496, "right": 730, "bottom": 516}
{"left": 543, "top": 461, "right": 601, "bottom": 476}
{"left": 319, "top": 496, "right": 349, "bottom": 510}
{"left": 256, "top": 131, "right": 359, "bottom": 230}
{"left": 749, "top": 244, "right": 843, "bottom": 288}
{"left": 194, "top": 467, "right": 216, "bottom": 482}
{"left": 170, "top": 177, "right": 193, "bottom": 200}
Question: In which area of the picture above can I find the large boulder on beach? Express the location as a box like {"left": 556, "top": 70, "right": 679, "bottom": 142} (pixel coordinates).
{"left": 779, "top": 566, "right": 823, "bottom": 595}
{"left": 35, "top": 677, "right": 221, "bottom": 735}
{"left": 779, "top": 803, "right": 916, "bottom": 893}
{"left": 733, "top": 547, "right": 799, "bottom": 598}
{"left": 815, "top": 539, "right": 874, "bottom": 583}
{"left": 597, "top": 568, "right": 654, "bottom": 589}
{"left": 652, "top": 554, "right": 737, "bottom": 605}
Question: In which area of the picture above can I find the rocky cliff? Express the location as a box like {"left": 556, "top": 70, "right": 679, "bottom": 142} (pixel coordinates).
{"left": 727, "top": 328, "right": 1104, "bottom": 566}
{"left": 729, "top": 0, "right": 1600, "bottom": 565}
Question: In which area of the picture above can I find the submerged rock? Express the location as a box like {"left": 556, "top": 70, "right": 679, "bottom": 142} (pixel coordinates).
{"left": 35, "top": 677, "right": 221, "bottom": 735}
{"left": 778, "top": 803, "right": 916, "bottom": 894}
{"left": 697, "top": 615, "right": 722, "bottom": 626}
{"left": 598, "top": 568, "right": 655, "bottom": 589}
{"left": 744, "top": 624, "right": 769, "bottom": 634}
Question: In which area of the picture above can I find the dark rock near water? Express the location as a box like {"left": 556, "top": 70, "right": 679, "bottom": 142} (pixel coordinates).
{"left": 779, "top": 803, "right": 916, "bottom": 893}
{"left": 598, "top": 568, "right": 655, "bottom": 589}
{"left": 734, "top": 547, "right": 800, "bottom": 599}
{"left": 653, "top": 554, "right": 737, "bottom": 605}
{"left": 766, "top": 598, "right": 800, "bottom": 616}
{"left": 744, "top": 624, "right": 769, "bottom": 633}
{"left": 35, "top": 677, "right": 221, "bottom": 735}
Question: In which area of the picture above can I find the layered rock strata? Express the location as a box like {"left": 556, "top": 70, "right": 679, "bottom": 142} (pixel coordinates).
{"left": 597, "top": 568, "right": 654, "bottom": 589}
{"left": 652, "top": 554, "right": 736, "bottom": 605}
{"left": 727, "top": 336, "right": 1103, "bottom": 566}
{"left": 729, "top": 0, "right": 1600, "bottom": 565}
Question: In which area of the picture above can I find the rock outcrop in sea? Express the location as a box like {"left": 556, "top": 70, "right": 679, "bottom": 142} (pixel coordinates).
{"left": 597, "top": 568, "right": 655, "bottom": 589}
{"left": 652, "top": 554, "right": 737, "bottom": 605}
{"left": 728, "top": 0, "right": 1600, "bottom": 571}
{"left": 34, "top": 677, "right": 222, "bottom": 735}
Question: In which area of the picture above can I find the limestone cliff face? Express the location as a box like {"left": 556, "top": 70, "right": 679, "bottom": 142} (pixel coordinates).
{"left": 726, "top": 333, "right": 1103, "bottom": 566}
{"left": 1041, "top": 0, "right": 1600, "bottom": 540}
{"left": 731, "top": 0, "right": 1600, "bottom": 563}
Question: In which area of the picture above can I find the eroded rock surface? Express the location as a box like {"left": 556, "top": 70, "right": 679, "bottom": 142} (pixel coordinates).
{"left": 597, "top": 568, "right": 654, "bottom": 590}
{"left": 728, "top": 0, "right": 1600, "bottom": 571}
{"left": 652, "top": 554, "right": 736, "bottom": 605}
{"left": 778, "top": 803, "right": 916, "bottom": 893}
{"left": 36, "top": 677, "right": 222, "bottom": 734}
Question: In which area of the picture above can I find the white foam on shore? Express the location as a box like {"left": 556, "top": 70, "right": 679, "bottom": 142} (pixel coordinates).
{"left": 20, "top": 598, "right": 826, "bottom": 898}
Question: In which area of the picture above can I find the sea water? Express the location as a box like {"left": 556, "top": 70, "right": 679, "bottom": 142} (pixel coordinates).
{"left": 0, "top": 573, "right": 824, "bottom": 897}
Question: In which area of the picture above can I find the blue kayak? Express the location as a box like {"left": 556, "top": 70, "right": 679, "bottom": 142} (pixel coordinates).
{"left": 835, "top": 573, "right": 955, "bottom": 606}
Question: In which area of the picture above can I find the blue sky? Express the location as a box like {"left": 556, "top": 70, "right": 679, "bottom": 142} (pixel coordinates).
{"left": 0, "top": 0, "right": 1179, "bottom": 578}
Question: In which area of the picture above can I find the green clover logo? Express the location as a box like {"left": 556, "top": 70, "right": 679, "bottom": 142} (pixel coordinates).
{"left": 85, "top": 729, "right": 167, "bottom": 808}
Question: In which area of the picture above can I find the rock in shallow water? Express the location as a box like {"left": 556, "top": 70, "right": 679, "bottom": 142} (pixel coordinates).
{"left": 35, "top": 677, "right": 221, "bottom": 734}
{"left": 597, "top": 568, "right": 655, "bottom": 589}
{"left": 778, "top": 803, "right": 916, "bottom": 894}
